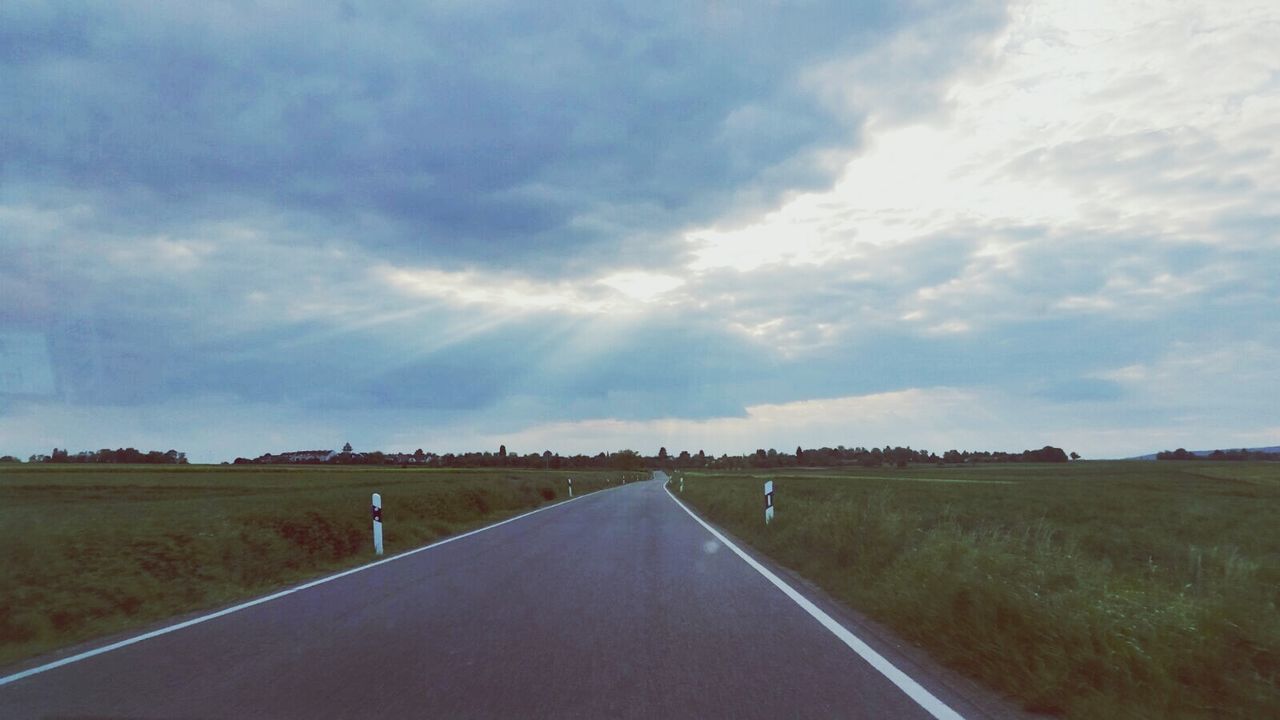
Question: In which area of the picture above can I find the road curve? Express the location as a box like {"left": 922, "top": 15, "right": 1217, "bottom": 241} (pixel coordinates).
{"left": 0, "top": 473, "right": 1019, "bottom": 719}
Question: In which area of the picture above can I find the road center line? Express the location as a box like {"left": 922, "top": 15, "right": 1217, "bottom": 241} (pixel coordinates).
{"left": 663, "top": 484, "right": 967, "bottom": 720}
{"left": 0, "top": 487, "right": 614, "bottom": 688}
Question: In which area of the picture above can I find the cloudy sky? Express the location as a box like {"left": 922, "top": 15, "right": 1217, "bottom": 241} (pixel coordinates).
{"left": 2, "top": 0, "right": 1277, "bottom": 462}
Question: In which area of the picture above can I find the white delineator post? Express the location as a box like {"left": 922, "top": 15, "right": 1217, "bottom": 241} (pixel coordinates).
{"left": 568, "top": 477, "right": 573, "bottom": 498}
{"left": 371, "top": 492, "right": 384, "bottom": 555}
{"left": 764, "top": 480, "right": 774, "bottom": 524}
{"left": 680, "top": 476, "right": 684, "bottom": 493}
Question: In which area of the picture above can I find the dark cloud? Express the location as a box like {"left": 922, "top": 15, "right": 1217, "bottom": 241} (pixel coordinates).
{"left": 0, "top": 0, "right": 1004, "bottom": 273}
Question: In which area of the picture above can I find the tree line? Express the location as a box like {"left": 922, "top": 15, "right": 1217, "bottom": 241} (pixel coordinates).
{"left": 22, "top": 448, "right": 189, "bottom": 464}
{"left": 231, "top": 446, "right": 650, "bottom": 471}
{"left": 2, "top": 443, "right": 1082, "bottom": 468}
{"left": 227, "top": 443, "right": 1074, "bottom": 469}
{"left": 679, "top": 444, "right": 1073, "bottom": 469}
{"left": 13, "top": 443, "right": 1280, "bottom": 467}
{"left": 1156, "top": 447, "right": 1280, "bottom": 461}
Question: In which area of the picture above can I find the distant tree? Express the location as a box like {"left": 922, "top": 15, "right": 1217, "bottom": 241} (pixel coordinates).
{"left": 1012, "top": 446, "right": 1069, "bottom": 463}
{"left": 1041, "top": 446, "right": 1069, "bottom": 463}
{"left": 751, "top": 449, "right": 769, "bottom": 468}
{"left": 609, "top": 450, "right": 645, "bottom": 471}
{"left": 1070, "top": 451, "right": 1081, "bottom": 461}
{"left": 498, "top": 444, "right": 507, "bottom": 459}
{"left": 658, "top": 447, "right": 669, "bottom": 462}
{"left": 0, "top": 455, "right": 20, "bottom": 463}
{"left": 1159, "top": 448, "right": 1197, "bottom": 461}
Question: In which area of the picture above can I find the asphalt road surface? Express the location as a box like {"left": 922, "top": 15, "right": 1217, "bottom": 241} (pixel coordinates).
{"left": 1, "top": 473, "right": 1023, "bottom": 719}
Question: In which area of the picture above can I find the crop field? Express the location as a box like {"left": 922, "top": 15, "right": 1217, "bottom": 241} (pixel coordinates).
{"left": 671, "top": 462, "right": 1280, "bottom": 720}
{"left": 0, "top": 464, "right": 636, "bottom": 668}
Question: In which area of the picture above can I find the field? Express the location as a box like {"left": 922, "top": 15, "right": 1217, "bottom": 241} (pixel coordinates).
{"left": 671, "top": 462, "right": 1280, "bottom": 719}
{"left": 0, "top": 464, "right": 638, "bottom": 668}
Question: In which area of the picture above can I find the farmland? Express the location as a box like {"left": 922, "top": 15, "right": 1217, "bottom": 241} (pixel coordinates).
{"left": 671, "top": 461, "right": 1280, "bottom": 719}
{"left": 0, "top": 464, "right": 636, "bottom": 668}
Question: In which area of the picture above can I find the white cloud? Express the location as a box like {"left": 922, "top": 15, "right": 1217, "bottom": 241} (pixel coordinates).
{"left": 379, "top": 265, "right": 686, "bottom": 316}
{"left": 379, "top": 265, "right": 601, "bottom": 315}
{"left": 435, "top": 387, "right": 987, "bottom": 457}
{"left": 1097, "top": 341, "right": 1280, "bottom": 413}
{"left": 450, "top": 365, "right": 1277, "bottom": 459}
{"left": 679, "top": 0, "right": 1279, "bottom": 350}
{"left": 426, "top": 382, "right": 1250, "bottom": 460}
{"left": 690, "top": 0, "right": 1279, "bottom": 257}
{"left": 596, "top": 271, "right": 684, "bottom": 303}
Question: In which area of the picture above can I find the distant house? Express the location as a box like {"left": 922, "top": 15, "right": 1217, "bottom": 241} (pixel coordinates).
{"left": 385, "top": 452, "right": 429, "bottom": 464}
{"left": 251, "top": 449, "right": 335, "bottom": 464}
{"left": 246, "top": 446, "right": 440, "bottom": 465}
{"left": 280, "top": 450, "right": 333, "bottom": 463}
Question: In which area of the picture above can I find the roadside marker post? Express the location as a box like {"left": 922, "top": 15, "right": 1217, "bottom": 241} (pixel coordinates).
{"left": 680, "top": 476, "right": 684, "bottom": 493}
{"left": 371, "top": 492, "right": 384, "bottom": 555}
{"left": 764, "top": 480, "right": 774, "bottom": 524}
{"left": 568, "top": 477, "right": 573, "bottom": 498}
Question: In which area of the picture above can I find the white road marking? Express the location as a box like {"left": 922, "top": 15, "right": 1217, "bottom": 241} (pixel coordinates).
{"left": 0, "top": 487, "right": 612, "bottom": 687}
{"left": 664, "top": 484, "right": 967, "bottom": 720}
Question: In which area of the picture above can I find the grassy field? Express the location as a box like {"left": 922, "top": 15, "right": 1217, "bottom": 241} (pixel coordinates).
{"left": 0, "top": 464, "right": 640, "bottom": 668}
{"left": 670, "top": 462, "right": 1280, "bottom": 719}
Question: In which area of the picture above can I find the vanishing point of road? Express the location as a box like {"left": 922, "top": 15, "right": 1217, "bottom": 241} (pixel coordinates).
{"left": 0, "top": 473, "right": 1027, "bottom": 719}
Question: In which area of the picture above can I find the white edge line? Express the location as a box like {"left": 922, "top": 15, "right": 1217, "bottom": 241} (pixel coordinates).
{"left": 663, "top": 483, "right": 967, "bottom": 720}
{"left": 0, "top": 486, "right": 616, "bottom": 687}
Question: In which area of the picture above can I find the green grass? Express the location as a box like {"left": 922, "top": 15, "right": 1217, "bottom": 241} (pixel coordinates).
{"left": 0, "top": 464, "right": 639, "bottom": 668}
{"left": 671, "top": 462, "right": 1280, "bottom": 719}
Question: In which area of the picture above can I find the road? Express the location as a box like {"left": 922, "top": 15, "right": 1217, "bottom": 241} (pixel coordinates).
{"left": 0, "top": 473, "right": 1020, "bottom": 719}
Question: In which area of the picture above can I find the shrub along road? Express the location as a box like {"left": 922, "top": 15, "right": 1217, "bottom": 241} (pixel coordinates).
{"left": 0, "top": 473, "right": 1026, "bottom": 719}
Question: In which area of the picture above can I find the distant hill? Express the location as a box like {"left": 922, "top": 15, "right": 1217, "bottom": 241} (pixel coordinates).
{"left": 1129, "top": 445, "right": 1280, "bottom": 461}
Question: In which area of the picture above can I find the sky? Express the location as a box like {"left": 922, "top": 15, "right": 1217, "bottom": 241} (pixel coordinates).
{"left": 2, "top": 0, "right": 1277, "bottom": 463}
